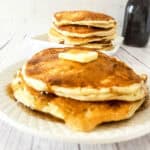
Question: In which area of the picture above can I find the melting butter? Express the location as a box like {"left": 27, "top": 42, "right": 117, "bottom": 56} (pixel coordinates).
{"left": 58, "top": 49, "right": 98, "bottom": 63}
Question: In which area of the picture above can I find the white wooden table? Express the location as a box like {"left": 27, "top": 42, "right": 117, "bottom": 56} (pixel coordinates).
{"left": 0, "top": 19, "right": 150, "bottom": 150}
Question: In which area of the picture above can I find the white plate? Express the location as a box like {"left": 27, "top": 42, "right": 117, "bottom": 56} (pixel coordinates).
{"left": 32, "top": 34, "right": 123, "bottom": 56}
{"left": 0, "top": 61, "right": 150, "bottom": 144}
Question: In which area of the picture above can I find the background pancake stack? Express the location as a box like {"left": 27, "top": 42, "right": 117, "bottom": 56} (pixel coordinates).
{"left": 48, "top": 10, "right": 117, "bottom": 51}
{"left": 11, "top": 47, "right": 148, "bottom": 132}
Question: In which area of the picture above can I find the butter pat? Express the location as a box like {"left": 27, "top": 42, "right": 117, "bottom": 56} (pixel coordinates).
{"left": 58, "top": 50, "right": 98, "bottom": 63}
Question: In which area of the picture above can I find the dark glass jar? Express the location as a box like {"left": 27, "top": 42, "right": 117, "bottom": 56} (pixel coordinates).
{"left": 122, "top": 0, "right": 150, "bottom": 47}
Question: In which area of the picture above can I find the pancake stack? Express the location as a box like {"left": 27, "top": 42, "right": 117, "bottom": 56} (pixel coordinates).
{"left": 11, "top": 47, "right": 148, "bottom": 132}
{"left": 48, "top": 10, "right": 117, "bottom": 51}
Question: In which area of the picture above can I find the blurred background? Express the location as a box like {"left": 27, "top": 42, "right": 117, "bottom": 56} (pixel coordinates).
{"left": 0, "top": 0, "right": 128, "bottom": 34}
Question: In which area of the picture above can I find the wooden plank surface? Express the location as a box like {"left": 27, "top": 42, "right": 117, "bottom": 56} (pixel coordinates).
{"left": 0, "top": 20, "right": 150, "bottom": 150}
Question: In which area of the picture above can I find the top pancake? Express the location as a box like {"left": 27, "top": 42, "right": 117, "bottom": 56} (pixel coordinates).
{"left": 22, "top": 47, "right": 147, "bottom": 101}
{"left": 53, "top": 10, "right": 116, "bottom": 28}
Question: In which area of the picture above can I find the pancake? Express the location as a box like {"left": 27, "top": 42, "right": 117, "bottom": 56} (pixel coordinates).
{"left": 22, "top": 47, "right": 147, "bottom": 102}
{"left": 48, "top": 27, "right": 116, "bottom": 45}
{"left": 81, "top": 42, "right": 114, "bottom": 51}
{"left": 53, "top": 24, "right": 116, "bottom": 38}
{"left": 11, "top": 71, "right": 145, "bottom": 132}
{"left": 53, "top": 10, "right": 116, "bottom": 28}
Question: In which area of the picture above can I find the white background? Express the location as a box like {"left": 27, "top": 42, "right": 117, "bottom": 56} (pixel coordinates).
{"left": 0, "top": 0, "right": 128, "bottom": 32}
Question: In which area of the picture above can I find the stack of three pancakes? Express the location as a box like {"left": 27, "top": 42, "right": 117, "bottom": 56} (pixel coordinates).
{"left": 11, "top": 47, "right": 148, "bottom": 131}
{"left": 48, "top": 10, "right": 117, "bottom": 51}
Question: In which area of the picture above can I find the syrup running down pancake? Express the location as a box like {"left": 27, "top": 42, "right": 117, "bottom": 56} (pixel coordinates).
{"left": 11, "top": 71, "right": 145, "bottom": 132}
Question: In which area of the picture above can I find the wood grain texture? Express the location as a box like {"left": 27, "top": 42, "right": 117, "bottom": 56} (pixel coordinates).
{"left": 0, "top": 18, "right": 150, "bottom": 150}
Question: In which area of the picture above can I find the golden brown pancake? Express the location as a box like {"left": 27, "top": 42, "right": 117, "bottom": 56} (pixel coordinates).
{"left": 81, "top": 41, "right": 113, "bottom": 51}
{"left": 48, "top": 27, "right": 115, "bottom": 45}
{"left": 53, "top": 24, "right": 116, "bottom": 37}
{"left": 22, "top": 47, "right": 147, "bottom": 101}
{"left": 11, "top": 72, "right": 145, "bottom": 132}
{"left": 53, "top": 10, "right": 116, "bottom": 28}
{"left": 24, "top": 47, "right": 142, "bottom": 88}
